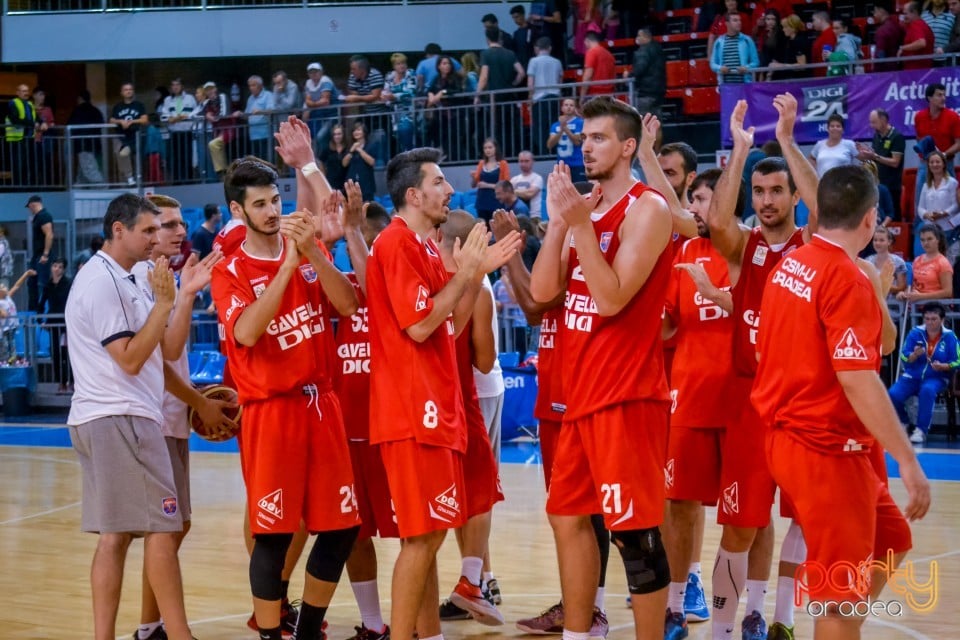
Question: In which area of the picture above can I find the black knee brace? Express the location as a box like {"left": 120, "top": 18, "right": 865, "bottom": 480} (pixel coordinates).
{"left": 611, "top": 527, "right": 671, "bottom": 595}
{"left": 250, "top": 533, "right": 294, "bottom": 600}
{"left": 305, "top": 526, "right": 360, "bottom": 583}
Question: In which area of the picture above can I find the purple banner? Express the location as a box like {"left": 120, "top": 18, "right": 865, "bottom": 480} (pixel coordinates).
{"left": 719, "top": 68, "right": 960, "bottom": 146}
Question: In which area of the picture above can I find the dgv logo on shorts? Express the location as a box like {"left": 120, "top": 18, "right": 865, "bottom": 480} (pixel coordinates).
{"left": 162, "top": 496, "right": 178, "bottom": 516}
{"left": 429, "top": 483, "right": 461, "bottom": 523}
{"left": 722, "top": 481, "right": 740, "bottom": 515}
{"left": 258, "top": 488, "right": 284, "bottom": 527}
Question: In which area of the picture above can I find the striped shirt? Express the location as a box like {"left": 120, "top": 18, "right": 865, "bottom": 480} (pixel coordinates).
{"left": 347, "top": 67, "right": 389, "bottom": 114}
{"left": 923, "top": 10, "right": 956, "bottom": 52}
{"left": 722, "top": 36, "right": 744, "bottom": 83}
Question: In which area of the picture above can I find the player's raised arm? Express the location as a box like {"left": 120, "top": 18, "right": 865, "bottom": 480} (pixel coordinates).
{"left": 530, "top": 165, "right": 574, "bottom": 303}
{"left": 708, "top": 100, "right": 752, "bottom": 266}
{"left": 342, "top": 180, "right": 371, "bottom": 293}
{"left": 637, "top": 114, "right": 698, "bottom": 239}
{"left": 564, "top": 178, "right": 672, "bottom": 317}
{"left": 276, "top": 115, "right": 332, "bottom": 216}
{"left": 774, "top": 93, "right": 819, "bottom": 238}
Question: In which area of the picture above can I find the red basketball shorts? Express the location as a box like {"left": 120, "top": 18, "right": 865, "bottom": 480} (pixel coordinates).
{"left": 665, "top": 426, "right": 724, "bottom": 505}
{"left": 463, "top": 402, "right": 504, "bottom": 518}
{"left": 349, "top": 440, "right": 399, "bottom": 540}
{"left": 538, "top": 418, "right": 562, "bottom": 491}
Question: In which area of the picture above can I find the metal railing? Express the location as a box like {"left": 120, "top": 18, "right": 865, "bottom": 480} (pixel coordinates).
{"left": 4, "top": 0, "right": 486, "bottom": 12}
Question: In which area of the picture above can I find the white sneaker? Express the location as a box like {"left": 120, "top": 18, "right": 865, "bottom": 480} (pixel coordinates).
{"left": 910, "top": 429, "right": 926, "bottom": 444}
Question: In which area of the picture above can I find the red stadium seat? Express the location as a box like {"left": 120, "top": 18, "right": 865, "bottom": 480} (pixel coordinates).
{"left": 901, "top": 168, "right": 917, "bottom": 223}
{"left": 682, "top": 87, "right": 720, "bottom": 116}
{"left": 688, "top": 58, "right": 716, "bottom": 86}
{"left": 666, "top": 60, "right": 689, "bottom": 88}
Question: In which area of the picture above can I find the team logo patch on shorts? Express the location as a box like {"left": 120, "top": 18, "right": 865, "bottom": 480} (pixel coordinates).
{"left": 664, "top": 458, "right": 675, "bottom": 489}
{"left": 429, "top": 483, "right": 461, "bottom": 523}
{"left": 258, "top": 488, "right": 284, "bottom": 523}
{"left": 299, "top": 264, "right": 318, "bottom": 283}
{"left": 161, "top": 496, "right": 178, "bottom": 516}
{"left": 722, "top": 481, "right": 739, "bottom": 515}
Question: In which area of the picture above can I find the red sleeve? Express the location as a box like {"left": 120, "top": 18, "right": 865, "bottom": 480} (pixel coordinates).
{"left": 380, "top": 234, "right": 440, "bottom": 330}
{"left": 584, "top": 46, "right": 597, "bottom": 69}
{"left": 499, "top": 161, "right": 510, "bottom": 181}
{"left": 472, "top": 161, "right": 483, "bottom": 182}
{"left": 949, "top": 110, "right": 960, "bottom": 139}
{"left": 211, "top": 259, "right": 256, "bottom": 347}
{"left": 663, "top": 250, "right": 681, "bottom": 327}
{"left": 938, "top": 254, "right": 954, "bottom": 276}
{"left": 822, "top": 275, "right": 881, "bottom": 373}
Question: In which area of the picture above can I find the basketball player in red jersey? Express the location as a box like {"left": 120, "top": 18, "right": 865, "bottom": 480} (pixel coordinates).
{"left": 705, "top": 95, "right": 824, "bottom": 640}
{"left": 334, "top": 182, "right": 396, "bottom": 640}
{"left": 366, "top": 148, "right": 521, "bottom": 640}
{"left": 530, "top": 96, "right": 674, "bottom": 640}
{"left": 489, "top": 210, "right": 611, "bottom": 637}
{"left": 752, "top": 164, "right": 931, "bottom": 640}
{"left": 437, "top": 210, "right": 506, "bottom": 625}
{"left": 211, "top": 158, "right": 361, "bottom": 640}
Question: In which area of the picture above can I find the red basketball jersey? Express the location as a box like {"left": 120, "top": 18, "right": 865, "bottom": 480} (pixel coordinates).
{"left": 335, "top": 273, "right": 371, "bottom": 440}
{"left": 664, "top": 237, "right": 733, "bottom": 428}
{"left": 212, "top": 218, "right": 246, "bottom": 257}
{"left": 561, "top": 181, "right": 672, "bottom": 420}
{"left": 731, "top": 226, "right": 805, "bottom": 376}
{"left": 367, "top": 218, "right": 467, "bottom": 452}
{"left": 211, "top": 244, "right": 337, "bottom": 403}
{"left": 534, "top": 307, "right": 564, "bottom": 420}
{"left": 752, "top": 236, "right": 880, "bottom": 454}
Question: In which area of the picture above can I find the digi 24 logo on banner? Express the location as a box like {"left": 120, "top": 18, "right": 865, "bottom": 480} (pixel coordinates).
{"left": 800, "top": 84, "right": 848, "bottom": 135}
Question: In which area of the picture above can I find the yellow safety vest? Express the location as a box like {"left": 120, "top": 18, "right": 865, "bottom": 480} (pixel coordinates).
{"left": 5, "top": 98, "right": 36, "bottom": 142}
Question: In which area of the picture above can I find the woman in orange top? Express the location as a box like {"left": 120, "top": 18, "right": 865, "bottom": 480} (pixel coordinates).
{"left": 899, "top": 223, "right": 954, "bottom": 301}
{"left": 471, "top": 137, "right": 510, "bottom": 225}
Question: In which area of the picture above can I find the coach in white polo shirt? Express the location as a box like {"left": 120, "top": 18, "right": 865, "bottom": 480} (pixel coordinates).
{"left": 66, "top": 193, "right": 194, "bottom": 640}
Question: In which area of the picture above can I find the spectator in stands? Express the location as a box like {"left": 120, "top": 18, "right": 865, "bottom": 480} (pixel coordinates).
{"left": 416, "top": 43, "right": 461, "bottom": 95}
{"left": 318, "top": 122, "right": 349, "bottom": 193}
{"left": 945, "top": 0, "right": 960, "bottom": 53}
{"left": 343, "top": 121, "right": 378, "bottom": 201}
{"left": 866, "top": 226, "right": 908, "bottom": 297}
{"left": 527, "top": 37, "right": 563, "bottom": 154}
{"left": 272, "top": 71, "right": 301, "bottom": 116}
{"left": 809, "top": 10, "right": 837, "bottom": 77}
{"left": 190, "top": 204, "right": 221, "bottom": 260}
{"left": 628, "top": 28, "right": 666, "bottom": 117}
{"left": 383, "top": 53, "right": 418, "bottom": 152}
{"left": 529, "top": 0, "right": 567, "bottom": 65}
{"left": 547, "top": 98, "right": 585, "bottom": 182}
{"left": 923, "top": 0, "right": 956, "bottom": 59}
{"left": 580, "top": 30, "right": 616, "bottom": 102}
{"left": 710, "top": 12, "right": 760, "bottom": 84}
{"left": 32, "top": 88, "right": 54, "bottom": 185}
{"left": 571, "top": 0, "right": 603, "bottom": 59}
{"left": 477, "top": 27, "right": 525, "bottom": 156}
{"left": 0, "top": 269, "right": 33, "bottom": 364}
{"left": 511, "top": 150, "right": 544, "bottom": 219}
{"left": 873, "top": 1, "right": 905, "bottom": 71}
{"left": 5, "top": 83, "right": 36, "bottom": 186}
{"left": 302, "top": 62, "right": 337, "bottom": 150}
{"left": 901, "top": 1, "right": 936, "bottom": 69}
{"left": 344, "top": 55, "right": 390, "bottom": 156}
{"left": 770, "top": 14, "right": 812, "bottom": 79}
{"left": 914, "top": 82, "right": 960, "bottom": 204}
{"left": 859, "top": 108, "right": 906, "bottom": 220}
{"left": 160, "top": 78, "right": 198, "bottom": 183}
{"left": 427, "top": 56, "right": 468, "bottom": 158}
{"left": 472, "top": 138, "right": 511, "bottom": 225}
{"left": 0, "top": 226, "right": 11, "bottom": 287}
{"left": 888, "top": 301, "right": 960, "bottom": 445}
{"left": 483, "top": 13, "right": 516, "bottom": 49}
{"left": 809, "top": 114, "right": 859, "bottom": 178}
{"left": 706, "top": 0, "right": 750, "bottom": 60}
{"left": 109, "top": 82, "right": 148, "bottom": 185}
{"left": 462, "top": 52, "right": 480, "bottom": 92}
{"left": 38, "top": 257, "right": 72, "bottom": 392}
{"left": 202, "top": 82, "right": 235, "bottom": 178}
{"left": 758, "top": 9, "right": 788, "bottom": 79}
{"left": 917, "top": 150, "right": 960, "bottom": 228}
{"left": 494, "top": 180, "right": 530, "bottom": 216}
{"left": 510, "top": 5, "right": 536, "bottom": 69}
{"left": 829, "top": 16, "right": 863, "bottom": 75}
{"left": 900, "top": 223, "right": 954, "bottom": 303}
{"left": 238, "top": 75, "right": 274, "bottom": 160}
{"left": 68, "top": 89, "right": 106, "bottom": 184}
{"left": 748, "top": 0, "right": 794, "bottom": 42}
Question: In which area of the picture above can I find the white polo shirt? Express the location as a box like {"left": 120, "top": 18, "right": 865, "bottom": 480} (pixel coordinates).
{"left": 66, "top": 250, "right": 164, "bottom": 426}
{"left": 510, "top": 171, "right": 543, "bottom": 218}
{"left": 132, "top": 260, "right": 191, "bottom": 439}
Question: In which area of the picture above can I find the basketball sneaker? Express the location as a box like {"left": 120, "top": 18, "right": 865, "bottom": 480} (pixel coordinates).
{"left": 245, "top": 600, "right": 315, "bottom": 637}
{"left": 345, "top": 624, "right": 391, "bottom": 640}
{"left": 910, "top": 429, "right": 926, "bottom": 445}
{"left": 131, "top": 627, "right": 167, "bottom": 640}
{"left": 588, "top": 607, "right": 608, "bottom": 640}
{"left": 767, "top": 622, "right": 794, "bottom": 640}
{"left": 516, "top": 601, "right": 564, "bottom": 634}
{"left": 439, "top": 599, "right": 471, "bottom": 621}
{"left": 740, "top": 610, "right": 767, "bottom": 640}
{"left": 487, "top": 578, "right": 502, "bottom": 605}
{"left": 683, "top": 573, "right": 710, "bottom": 622}
{"left": 664, "top": 609, "right": 688, "bottom": 640}
{"left": 449, "top": 575, "right": 505, "bottom": 625}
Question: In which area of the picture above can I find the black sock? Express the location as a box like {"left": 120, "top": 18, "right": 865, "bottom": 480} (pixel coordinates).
{"left": 296, "top": 602, "right": 328, "bottom": 640}
{"left": 259, "top": 627, "right": 283, "bottom": 640}
{"left": 281, "top": 580, "right": 290, "bottom": 602}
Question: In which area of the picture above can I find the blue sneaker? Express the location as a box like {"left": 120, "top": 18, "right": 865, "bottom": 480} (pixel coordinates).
{"left": 740, "top": 610, "right": 767, "bottom": 640}
{"left": 683, "top": 573, "right": 710, "bottom": 622}
{"left": 664, "top": 609, "right": 688, "bottom": 640}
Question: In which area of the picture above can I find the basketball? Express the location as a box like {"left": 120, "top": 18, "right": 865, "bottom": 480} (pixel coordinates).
{"left": 189, "top": 385, "right": 242, "bottom": 442}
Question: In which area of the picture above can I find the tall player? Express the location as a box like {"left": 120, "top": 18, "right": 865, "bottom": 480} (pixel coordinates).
{"left": 706, "top": 96, "right": 820, "bottom": 640}
{"left": 366, "top": 148, "right": 521, "bottom": 640}
{"left": 336, "top": 182, "right": 396, "bottom": 640}
{"left": 211, "top": 158, "right": 361, "bottom": 640}
{"left": 492, "top": 210, "right": 610, "bottom": 638}
{"left": 530, "top": 96, "right": 674, "bottom": 640}
{"left": 752, "top": 164, "right": 931, "bottom": 640}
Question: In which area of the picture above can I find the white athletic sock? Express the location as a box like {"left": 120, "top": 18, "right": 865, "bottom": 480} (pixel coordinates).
{"left": 351, "top": 580, "right": 385, "bottom": 632}
{"left": 745, "top": 579, "right": 767, "bottom": 616}
{"left": 562, "top": 629, "right": 590, "bottom": 640}
{"left": 667, "top": 581, "right": 686, "bottom": 614}
{"left": 594, "top": 586, "right": 605, "bottom": 611}
{"left": 774, "top": 576, "right": 796, "bottom": 628}
{"left": 461, "top": 556, "right": 484, "bottom": 586}
{"left": 138, "top": 622, "right": 162, "bottom": 640}
{"left": 711, "top": 548, "right": 748, "bottom": 640}
{"left": 689, "top": 562, "right": 702, "bottom": 578}
{"left": 483, "top": 571, "right": 495, "bottom": 583}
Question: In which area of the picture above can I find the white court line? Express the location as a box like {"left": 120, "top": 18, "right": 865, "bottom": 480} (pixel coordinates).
{"left": 0, "top": 450, "right": 79, "bottom": 465}
{"left": 864, "top": 617, "right": 933, "bottom": 640}
{"left": 0, "top": 500, "right": 80, "bottom": 525}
